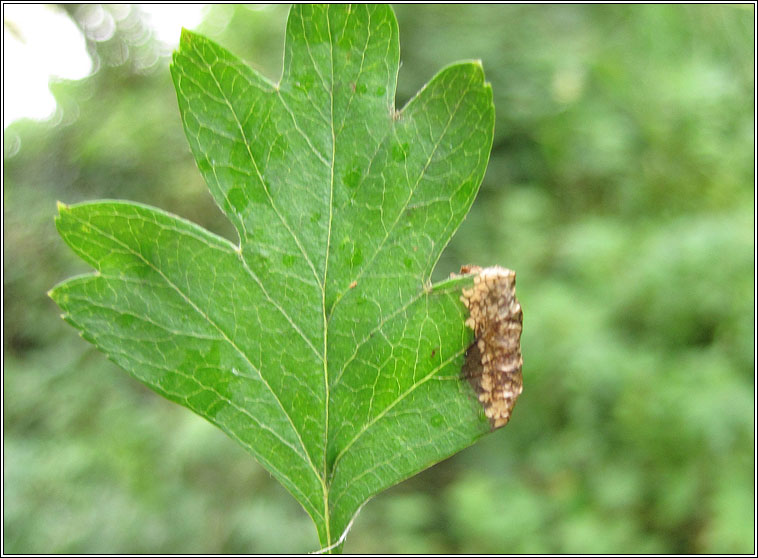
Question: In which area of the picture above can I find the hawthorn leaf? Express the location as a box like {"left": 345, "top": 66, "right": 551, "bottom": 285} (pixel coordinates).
{"left": 50, "top": 4, "right": 495, "bottom": 551}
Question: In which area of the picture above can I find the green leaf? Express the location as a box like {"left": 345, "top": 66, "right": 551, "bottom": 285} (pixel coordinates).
{"left": 50, "top": 4, "right": 495, "bottom": 551}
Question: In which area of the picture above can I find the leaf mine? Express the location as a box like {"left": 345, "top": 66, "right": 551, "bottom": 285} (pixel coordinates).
{"left": 459, "top": 265, "right": 524, "bottom": 429}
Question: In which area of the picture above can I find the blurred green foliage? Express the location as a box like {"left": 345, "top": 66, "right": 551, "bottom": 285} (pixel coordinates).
{"left": 3, "top": 4, "right": 754, "bottom": 553}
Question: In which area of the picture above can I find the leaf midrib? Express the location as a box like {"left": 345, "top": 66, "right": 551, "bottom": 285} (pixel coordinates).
{"left": 321, "top": 5, "right": 337, "bottom": 545}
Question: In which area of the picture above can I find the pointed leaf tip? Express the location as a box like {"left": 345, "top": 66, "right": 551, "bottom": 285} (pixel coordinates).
{"left": 179, "top": 27, "right": 193, "bottom": 47}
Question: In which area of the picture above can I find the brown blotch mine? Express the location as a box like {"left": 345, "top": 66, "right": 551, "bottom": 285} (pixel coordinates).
{"left": 458, "top": 265, "right": 523, "bottom": 430}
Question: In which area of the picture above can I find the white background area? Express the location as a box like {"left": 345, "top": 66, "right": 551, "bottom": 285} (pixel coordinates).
{"left": 3, "top": 4, "right": 207, "bottom": 127}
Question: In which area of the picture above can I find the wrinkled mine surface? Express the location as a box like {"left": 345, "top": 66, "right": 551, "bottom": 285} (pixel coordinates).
{"left": 459, "top": 265, "right": 523, "bottom": 429}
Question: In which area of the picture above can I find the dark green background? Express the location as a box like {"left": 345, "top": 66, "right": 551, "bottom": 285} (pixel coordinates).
{"left": 3, "top": 4, "right": 754, "bottom": 553}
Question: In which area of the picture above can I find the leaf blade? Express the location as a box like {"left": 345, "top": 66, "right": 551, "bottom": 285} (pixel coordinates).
{"left": 52, "top": 5, "right": 496, "bottom": 550}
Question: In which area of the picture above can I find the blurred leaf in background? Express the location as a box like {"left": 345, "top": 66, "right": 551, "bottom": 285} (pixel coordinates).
{"left": 3, "top": 4, "right": 754, "bottom": 554}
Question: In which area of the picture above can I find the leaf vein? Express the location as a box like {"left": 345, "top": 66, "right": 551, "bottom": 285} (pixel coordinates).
{"left": 193, "top": 46, "right": 323, "bottom": 289}
{"left": 328, "top": 344, "right": 468, "bottom": 489}
{"left": 67, "top": 211, "right": 326, "bottom": 489}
